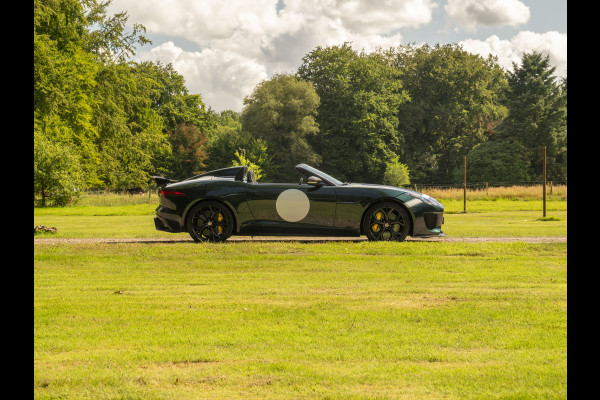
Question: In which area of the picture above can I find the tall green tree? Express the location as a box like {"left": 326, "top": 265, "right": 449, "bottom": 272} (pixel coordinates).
{"left": 241, "top": 74, "right": 320, "bottom": 182}
{"left": 34, "top": 0, "right": 213, "bottom": 195}
{"left": 496, "top": 52, "right": 567, "bottom": 181}
{"left": 134, "top": 61, "right": 215, "bottom": 135}
{"left": 34, "top": 129, "right": 85, "bottom": 206}
{"left": 165, "top": 124, "right": 209, "bottom": 179}
{"left": 91, "top": 62, "right": 171, "bottom": 189}
{"left": 205, "top": 111, "right": 272, "bottom": 177}
{"left": 34, "top": 0, "right": 101, "bottom": 186}
{"left": 298, "top": 44, "right": 408, "bottom": 183}
{"left": 389, "top": 44, "right": 508, "bottom": 183}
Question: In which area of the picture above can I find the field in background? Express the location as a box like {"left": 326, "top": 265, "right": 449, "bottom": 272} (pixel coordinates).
{"left": 67, "top": 184, "right": 567, "bottom": 207}
{"left": 420, "top": 184, "right": 567, "bottom": 202}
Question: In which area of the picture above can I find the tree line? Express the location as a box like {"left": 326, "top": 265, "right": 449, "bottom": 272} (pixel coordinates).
{"left": 34, "top": 0, "right": 566, "bottom": 206}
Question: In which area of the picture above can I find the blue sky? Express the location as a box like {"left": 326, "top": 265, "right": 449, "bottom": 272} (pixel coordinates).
{"left": 108, "top": 0, "right": 567, "bottom": 112}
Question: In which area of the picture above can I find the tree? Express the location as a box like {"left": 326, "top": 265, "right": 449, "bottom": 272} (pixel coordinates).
{"left": 241, "top": 74, "right": 320, "bottom": 182}
{"left": 298, "top": 44, "right": 408, "bottom": 183}
{"left": 92, "top": 62, "right": 171, "bottom": 189}
{"left": 389, "top": 44, "right": 508, "bottom": 184}
{"left": 496, "top": 52, "right": 567, "bottom": 181}
{"left": 230, "top": 149, "right": 265, "bottom": 181}
{"left": 34, "top": 0, "right": 172, "bottom": 192}
{"left": 166, "top": 124, "right": 209, "bottom": 180}
{"left": 462, "top": 140, "right": 530, "bottom": 183}
{"left": 34, "top": 0, "right": 216, "bottom": 193}
{"left": 205, "top": 111, "right": 272, "bottom": 177}
{"left": 34, "top": 129, "right": 85, "bottom": 206}
{"left": 134, "top": 61, "right": 215, "bottom": 135}
{"left": 383, "top": 158, "right": 411, "bottom": 187}
{"left": 34, "top": 0, "right": 101, "bottom": 186}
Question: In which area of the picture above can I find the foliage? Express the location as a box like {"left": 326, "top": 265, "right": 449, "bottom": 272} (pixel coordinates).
{"left": 230, "top": 149, "right": 265, "bottom": 181}
{"left": 461, "top": 140, "right": 530, "bottom": 183}
{"left": 165, "top": 124, "right": 209, "bottom": 180}
{"left": 241, "top": 73, "right": 320, "bottom": 182}
{"left": 388, "top": 44, "right": 509, "bottom": 184}
{"left": 298, "top": 44, "right": 408, "bottom": 183}
{"left": 382, "top": 157, "right": 411, "bottom": 187}
{"left": 205, "top": 111, "right": 272, "bottom": 176}
{"left": 34, "top": 0, "right": 212, "bottom": 198}
{"left": 33, "top": 1, "right": 567, "bottom": 203}
{"left": 496, "top": 52, "right": 567, "bottom": 181}
{"left": 136, "top": 61, "right": 214, "bottom": 135}
{"left": 34, "top": 0, "right": 101, "bottom": 186}
{"left": 92, "top": 62, "right": 172, "bottom": 189}
{"left": 34, "top": 130, "right": 85, "bottom": 206}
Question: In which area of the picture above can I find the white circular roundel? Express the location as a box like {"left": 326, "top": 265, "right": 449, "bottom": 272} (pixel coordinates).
{"left": 276, "top": 189, "right": 310, "bottom": 222}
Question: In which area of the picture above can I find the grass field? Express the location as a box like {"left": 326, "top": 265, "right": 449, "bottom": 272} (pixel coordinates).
{"left": 34, "top": 189, "right": 567, "bottom": 399}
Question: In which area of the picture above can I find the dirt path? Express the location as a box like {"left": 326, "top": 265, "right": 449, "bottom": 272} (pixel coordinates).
{"left": 34, "top": 236, "right": 567, "bottom": 244}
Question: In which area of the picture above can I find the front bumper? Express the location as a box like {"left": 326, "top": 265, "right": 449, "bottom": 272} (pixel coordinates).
{"left": 412, "top": 211, "right": 445, "bottom": 237}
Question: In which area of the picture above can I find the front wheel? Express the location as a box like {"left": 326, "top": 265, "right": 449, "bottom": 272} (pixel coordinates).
{"left": 186, "top": 201, "right": 234, "bottom": 242}
{"left": 363, "top": 202, "right": 411, "bottom": 242}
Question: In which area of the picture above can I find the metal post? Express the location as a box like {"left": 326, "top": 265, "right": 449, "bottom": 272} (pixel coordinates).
{"left": 463, "top": 155, "right": 467, "bottom": 213}
{"left": 543, "top": 146, "right": 547, "bottom": 218}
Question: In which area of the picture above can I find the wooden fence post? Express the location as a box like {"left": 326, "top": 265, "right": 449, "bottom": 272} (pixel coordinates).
{"left": 463, "top": 155, "right": 467, "bottom": 213}
{"left": 543, "top": 146, "right": 547, "bottom": 218}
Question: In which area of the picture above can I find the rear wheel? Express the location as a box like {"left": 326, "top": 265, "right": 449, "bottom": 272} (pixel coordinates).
{"left": 186, "top": 201, "right": 234, "bottom": 242}
{"left": 363, "top": 202, "right": 410, "bottom": 242}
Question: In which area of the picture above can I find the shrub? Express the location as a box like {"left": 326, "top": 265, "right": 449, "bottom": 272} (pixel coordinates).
{"left": 383, "top": 158, "right": 410, "bottom": 187}
{"left": 34, "top": 132, "right": 85, "bottom": 206}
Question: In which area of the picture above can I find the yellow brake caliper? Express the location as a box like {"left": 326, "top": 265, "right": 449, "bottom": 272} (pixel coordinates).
{"left": 216, "top": 213, "right": 224, "bottom": 234}
{"left": 372, "top": 211, "right": 383, "bottom": 232}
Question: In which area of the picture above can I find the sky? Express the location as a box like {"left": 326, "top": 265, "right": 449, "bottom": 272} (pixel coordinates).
{"left": 107, "top": 0, "right": 567, "bottom": 112}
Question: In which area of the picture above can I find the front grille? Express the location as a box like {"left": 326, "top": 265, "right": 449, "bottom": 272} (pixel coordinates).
{"left": 423, "top": 212, "right": 442, "bottom": 230}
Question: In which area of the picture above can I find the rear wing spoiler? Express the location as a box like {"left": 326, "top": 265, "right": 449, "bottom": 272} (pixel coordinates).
{"left": 152, "top": 176, "right": 179, "bottom": 188}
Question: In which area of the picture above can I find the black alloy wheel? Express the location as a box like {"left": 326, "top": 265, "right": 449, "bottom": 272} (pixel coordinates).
{"left": 187, "top": 201, "right": 234, "bottom": 242}
{"left": 363, "top": 202, "right": 410, "bottom": 242}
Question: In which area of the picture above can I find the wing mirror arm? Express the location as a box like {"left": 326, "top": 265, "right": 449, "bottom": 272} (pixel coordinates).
{"left": 307, "top": 176, "right": 323, "bottom": 187}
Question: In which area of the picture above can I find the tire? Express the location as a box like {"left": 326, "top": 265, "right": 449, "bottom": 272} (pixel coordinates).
{"left": 363, "top": 202, "right": 411, "bottom": 242}
{"left": 186, "top": 201, "right": 234, "bottom": 242}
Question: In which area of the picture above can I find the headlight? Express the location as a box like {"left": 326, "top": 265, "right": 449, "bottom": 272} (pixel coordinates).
{"left": 420, "top": 194, "right": 440, "bottom": 206}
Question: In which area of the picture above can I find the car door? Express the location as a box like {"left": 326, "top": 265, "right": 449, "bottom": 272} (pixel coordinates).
{"left": 241, "top": 182, "right": 337, "bottom": 234}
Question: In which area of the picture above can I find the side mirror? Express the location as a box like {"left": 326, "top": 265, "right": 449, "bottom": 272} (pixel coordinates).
{"left": 307, "top": 176, "right": 323, "bottom": 186}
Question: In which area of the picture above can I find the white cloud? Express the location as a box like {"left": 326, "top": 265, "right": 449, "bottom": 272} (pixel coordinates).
{"left": 139, "top": 42, "right": 268, "bottom": 112}
{"left": 446, "top": 0, "right": 530, "bottom": 32}
{"left": 109, "top": 0, "right": 437, "bottom": 111}
{"left": 107, "top": 0, "right": 565, "bottom": 111}
{"left": 460, "top": 31, "right": 567, "bottom": 78}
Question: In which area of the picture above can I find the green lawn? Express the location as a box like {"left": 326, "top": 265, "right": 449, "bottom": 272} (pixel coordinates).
{"left": 34, "top": 241, "right": 567, "bottom": 399}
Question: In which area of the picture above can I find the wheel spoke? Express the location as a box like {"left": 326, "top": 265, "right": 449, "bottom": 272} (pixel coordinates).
{"left": 387, "top": 211, "right": 400, "bottom": 223}
{"left": 210, "top": 226, "right": 221, "bottom": 238}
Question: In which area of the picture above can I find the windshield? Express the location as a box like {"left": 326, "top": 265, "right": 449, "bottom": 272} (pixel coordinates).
{"left": 296, "top": 164, "right": 344, "bottom": 186}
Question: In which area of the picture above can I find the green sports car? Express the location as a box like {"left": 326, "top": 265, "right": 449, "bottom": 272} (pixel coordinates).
{"left": 154, "top": 164, "right": 445, "bottom": 242}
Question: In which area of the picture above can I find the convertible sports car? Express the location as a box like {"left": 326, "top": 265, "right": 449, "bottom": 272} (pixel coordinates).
{"left": 153, "top": 164, "right": 445, "bottom": 242}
